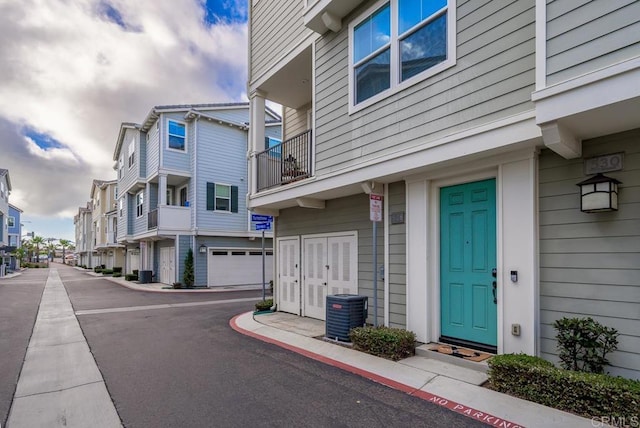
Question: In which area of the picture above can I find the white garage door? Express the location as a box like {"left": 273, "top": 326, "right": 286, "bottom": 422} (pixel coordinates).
{"left": 208, "top": 249, "right": 273, "bottom": 287}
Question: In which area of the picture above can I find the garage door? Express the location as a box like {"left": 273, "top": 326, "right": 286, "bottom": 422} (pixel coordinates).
{"left": 208, "top": 249, "right": 273, "bottom": 287}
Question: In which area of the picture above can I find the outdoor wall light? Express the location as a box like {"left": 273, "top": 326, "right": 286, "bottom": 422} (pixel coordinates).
{"left": 199, "top": 244, "right": 207, "bottom": 254}
{"left": 576, "top": 173, "right": 621, "bottom": 213}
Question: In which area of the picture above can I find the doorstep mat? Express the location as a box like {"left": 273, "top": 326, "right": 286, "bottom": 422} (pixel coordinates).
{"left": 430, "top": 345, "right": 493, "bottom": 362}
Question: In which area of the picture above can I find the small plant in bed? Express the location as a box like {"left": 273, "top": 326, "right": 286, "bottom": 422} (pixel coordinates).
{"left": 255, "top": 299, "right": 273, "bottom": 312}
{"left": 349, "top": 326, "right": 416, "bottom": 361}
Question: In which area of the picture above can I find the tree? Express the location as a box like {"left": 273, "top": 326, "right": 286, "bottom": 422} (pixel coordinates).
{"left": 13, "top": 247, "right": 26, "bottom": 266}
{"left": 47, "top": 242, "right": 57, "bottom": 261}
{"left": 183, "top": 248, "right": 194, "bottom": 287}
{"left": 21, "top": 239, "right": 34, "bottom": 263}
{"left": 31, "top": 236, "right": 45, "bottom": 262}
{"left": 59, "top": 239, "right": 71, "bottom": 264}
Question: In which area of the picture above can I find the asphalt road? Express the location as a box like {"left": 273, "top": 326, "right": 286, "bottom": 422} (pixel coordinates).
{"left": 7, "top": 265, "right": 484, "bottom": 427}
{"left": 0, "top": 268, "right": 48, "bottom": 427}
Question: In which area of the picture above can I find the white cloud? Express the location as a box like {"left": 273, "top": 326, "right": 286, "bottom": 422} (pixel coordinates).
{"left": 0, "top": 0, "right": 248, "bottom": 239}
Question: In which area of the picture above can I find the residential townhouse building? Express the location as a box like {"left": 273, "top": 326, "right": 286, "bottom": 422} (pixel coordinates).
{"left": 0, "top": 169, "right": 12, "bottom": 276}
{"left": 74, "top": 203, "right": 94, "bottom": 268}
{"left": 7, "top": 204, "right": 23, "bottom": 270}
{"left": 113, "top": 103, "right": 281, "bottom": 286}
{"left": 247, "top": 0, "right": 640, "bottom": 379}
{"left": 90, "top": 179, "right": 124, "bottom": 269}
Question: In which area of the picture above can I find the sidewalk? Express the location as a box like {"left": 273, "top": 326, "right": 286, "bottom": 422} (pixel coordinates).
{"left": 231, "top": 311, "right": 594, "bottom": 428}
{"left": 7, "top": 269, "right": 121, "bottom": 428}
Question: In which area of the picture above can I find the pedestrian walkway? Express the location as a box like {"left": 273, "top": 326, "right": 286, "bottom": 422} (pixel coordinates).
{"left": 232, "top": 311, "right": 593, "bottom": 428}
{"left": 7, "top": 269, "right": 122, "bottom": 428}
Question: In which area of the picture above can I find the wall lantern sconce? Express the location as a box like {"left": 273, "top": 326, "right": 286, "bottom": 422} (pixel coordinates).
{"left": 199, "top": 244, "right": 207, "bottom": 254}
{"left": 576, "top": 173, "right": 621, "bottom": 213}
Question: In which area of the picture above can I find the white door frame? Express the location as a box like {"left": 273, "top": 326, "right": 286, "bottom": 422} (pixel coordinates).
{"left": 276, "top": 237, "right": 301, "bottom": 315}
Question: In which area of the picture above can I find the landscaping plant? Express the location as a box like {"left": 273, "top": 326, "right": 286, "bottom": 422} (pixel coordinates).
{"left": 183, "top": 248, "right": 194, "bottom": 288}
{"left": 553, "top": 316, "right": 619, "bottom": 374}
{"left": 349, "top": 326, "right": 416, "bottom": 361}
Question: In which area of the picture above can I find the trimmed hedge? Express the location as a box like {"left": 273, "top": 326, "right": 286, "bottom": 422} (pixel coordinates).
{"left": 113, "top": 267, "right": 122, "bottom": 274}
{"left": 349, "top": 326, "right": 416, "bottom": 361}
{"left": 488, "top": 354, "right": 640, "bottom": 421}
{"left": 112, "top": 272, "right": 122, "bottom": 278}
{"left": 255, "top": 299, "right": 273, "bottom": 311}
{"left": 102, "top": 269, "right": 113, "bottom": 275}
{"left": 125, "top": 274, "right": 138, "bottom": 281}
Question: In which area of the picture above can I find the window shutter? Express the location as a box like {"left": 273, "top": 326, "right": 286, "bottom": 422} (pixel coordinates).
{"left": 206, "top": 182, "right": 215, "bottom": 211}
{"left": 231, "top": 186, "right": 238, "bottom": 213}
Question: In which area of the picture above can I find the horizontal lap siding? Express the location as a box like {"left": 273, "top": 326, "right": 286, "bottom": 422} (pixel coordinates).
{"left": 250, "top": 0, "right": 312, "bottom": 82}
{"left": 313, "top": 0, "right": 535, "bottom": 175}
{"left": 195, "top": 121, "right": 248, "bottom": 232}
{"left": 283, "top": 103, "right": 310, "bottom": 140}
{"left": 539, "top": 128, "right": 640, "bottom": 379}
{"left": 147, "top": 123, "right": 159, "bottom": 176}
{"left": 388, "top": 182, "right": 407, "bottom": 329}
{"left": 546, "top": 0, "right": 640, "bottom": 85}
{"left": 277, "top": 193, "right": 385, "bottom": 325}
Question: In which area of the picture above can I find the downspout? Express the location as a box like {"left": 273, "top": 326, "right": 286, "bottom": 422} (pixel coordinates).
{"left": 194, "top": 116, "right": 199, "bottom": 285}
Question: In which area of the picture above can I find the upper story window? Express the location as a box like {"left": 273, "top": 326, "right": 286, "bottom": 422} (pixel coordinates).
{"left": 128, "top": 139, "right": 136, "bottom": 168}
{"left": 179, "top": 186, "right": 188, "bottom": 207}
{"left": 119, "top": 199, "right": 123, "bottom": 218}
{"left": 136, "top": 192, "right": 144, "bottom": 218}
{"left": 119, "top": 156, "right": 123, "bottom": 178}
{"left": 206, "top": 182, "right": 238, "bottom": 213}
{"left": 349, "top": 0, "right": 454, "bottom": 113}
{"left": 168, "top": 120, "right": 186, "bottom": 151}
{"left": 8, "top": 216, "right": 15, "bottom": 228}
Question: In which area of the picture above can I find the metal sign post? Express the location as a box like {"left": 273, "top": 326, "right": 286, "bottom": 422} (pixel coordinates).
{"left": 251, "top": 215, "right": 273, "bottom": 302}
{"left": 370, "top": 194, "right": 383, "bottom": 327}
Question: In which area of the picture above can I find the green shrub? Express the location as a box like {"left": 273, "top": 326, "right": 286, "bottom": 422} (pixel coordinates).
{"left": 554, "top": 317, "right": 619, "bottom": 374}
{"left": 255, "top": 299, "right": 273, "bottom": 311}
{"left": 125, "top": 274, "right": 138, "bottom": 281}
{"left": 112, "top": 272, "right": 122, "bottom": 278}
{"left": 183, "top": 248, "right": 194, "bottom": 287}
{"left": 102, "top": 269, "right": 113, "bottom": 275}
{"left": 173, "top": 282, "right": 183, "bottom": 289}
{"left": 113, "top": 267, "right": 122, "bottom": 274}
{"left": 488, "top": 354, "right": 640, "bottom": 421}
{"left": 349, "top": 326, "right": 416, "bottom": 361}
{"left": 133, "top": 269, "right": 139, "bottom": 276}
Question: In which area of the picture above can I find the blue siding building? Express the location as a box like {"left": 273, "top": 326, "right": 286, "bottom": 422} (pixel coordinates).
{"left": 112, "top": 103, "right": 281, "bottom": 286}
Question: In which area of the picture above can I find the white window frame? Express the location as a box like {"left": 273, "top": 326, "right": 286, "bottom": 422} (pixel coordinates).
{"left": 128, "top": 139, "right": 136, "bottom": 168}
{"left": 214, "top": 183, "right": 231, "bottom": 213}
{"left": 8, "top": 216, "right": 15, "bottom": 228}
{"left": 119, "top": 198, "right": 123, "bottom": 218}
{"left": 179, "top": 185, "right": 188, "bottom": 207}
{"left": 348, "top": 0, "right": 456, "bottom": 114}
{"left": 119, "top": 156, "right": 123, "bottom": 178}
{"left": 136, "top": 192, "right": 144, "bottom": 218}
{"left": 167, "top": 119, "right": 187, "bottom": 152}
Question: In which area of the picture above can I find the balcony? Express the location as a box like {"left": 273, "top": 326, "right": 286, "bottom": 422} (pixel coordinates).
{"left": 256, "top": 130, "right": 312, "bottom": 192}
{"left": 147, "top": 206, "right": 191, "bottom": 232}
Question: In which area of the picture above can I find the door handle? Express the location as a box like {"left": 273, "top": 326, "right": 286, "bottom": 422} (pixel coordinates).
{"left": 491, "top": 268, "right": 497, "bottom": 278}
{"left": 492, "top": 281, "right": 497, "bottom": 304}
{"left": 323, "top": 282, "right": 327, "bottom": 286}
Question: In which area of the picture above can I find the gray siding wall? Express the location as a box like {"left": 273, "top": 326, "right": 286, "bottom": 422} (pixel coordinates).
{"left": 283, "top": 103, "right": 310, "bottom": 140}
{"left": 546, "top": 0, "right": 640, "bottom": 85}
{"left": 539, "top": 128, "right": 640, "bottom": 380}
{"left": 200, "top": 107, "right": 251, "bottom": 124}
{"left": 119, "top": 128, "right": 143, "bottom": 193}
{"left": 195, "top": 120, "right": 248, "bottom": 232}
{"left": 388, "top": 182, "right": 407, "bottom": 329}
{"left": 250, "top": 0, "right": 313, "bottom": 82}
{"left": 277, "top": 193, "right": 385, "bottom": 325}
{"left": 314, "top": 0, "right": 535, "bottom": 175}
{"left": 147, "top": 120, "right": 160, "bottom": 175}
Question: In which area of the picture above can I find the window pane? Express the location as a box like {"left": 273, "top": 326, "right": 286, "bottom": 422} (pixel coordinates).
{"left": 399, "top": 0, "right": 446, "bottom": 34}
{"left": 215, "top": 197, "right": 230, "bottom": 211}
{"left": 355, "top": 48, "right": 391, "bottom": 104}
{"left": 400, "top": 13, "right": 447, "bottom": 81}
{"left": 169, "top": 135, "right": 185, "bottom": 150}
{"left": 168, "top": 121, "right": 185, "bottom": 137}
{"left": 353, "top": 3, "right": 390, "bottom": 63}
{"left": 215, "top": 184, "right": 230, "bottom": 198}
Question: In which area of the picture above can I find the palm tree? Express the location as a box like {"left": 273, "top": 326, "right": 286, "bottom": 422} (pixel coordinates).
{"left": 21, "top": 239, "right": 34, "bottom": 263}
{"left": 47, "top": 242, "right": 57, "bottom": 261}
{"left": 31, "top": 236, "right": 45, "bottom": 262}
{"left": 59, "top": 239, "right": 71, "bottom": 264}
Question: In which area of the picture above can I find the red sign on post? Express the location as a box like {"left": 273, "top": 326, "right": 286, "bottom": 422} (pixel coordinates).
{"left": 370, "top": 194, "right": 383, "bottom": 222}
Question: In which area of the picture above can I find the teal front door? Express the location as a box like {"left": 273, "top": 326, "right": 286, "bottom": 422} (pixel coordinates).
{"left": 440, "top": 179, "right": 497, "bottom": 348}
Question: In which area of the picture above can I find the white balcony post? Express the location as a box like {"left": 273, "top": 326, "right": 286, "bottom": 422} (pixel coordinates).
{"left": 159, "top": 174, "right": 167, "bottom": 206}
{"left": 249, "top": 90, "right": 266, "bottom": 195}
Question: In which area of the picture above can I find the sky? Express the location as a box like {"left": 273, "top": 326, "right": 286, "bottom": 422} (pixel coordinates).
{"left": 0, "top": 0, "right": 251, "bottom": 242}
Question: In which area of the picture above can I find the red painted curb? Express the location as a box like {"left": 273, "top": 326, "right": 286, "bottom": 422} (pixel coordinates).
{"left": 230, "top": 312, "right": 525, "bottom": 428}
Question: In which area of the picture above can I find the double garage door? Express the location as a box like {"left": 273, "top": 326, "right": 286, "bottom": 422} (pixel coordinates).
{"left": 207, "top": 249, "right": 273, "bottom": 287}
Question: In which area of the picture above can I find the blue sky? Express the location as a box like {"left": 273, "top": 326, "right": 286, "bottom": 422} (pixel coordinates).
{"left": 0, "top": 0, "right": 250, "bottom": 242}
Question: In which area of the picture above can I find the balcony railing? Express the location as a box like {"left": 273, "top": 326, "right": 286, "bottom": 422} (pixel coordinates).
{"left": 148, "top": 206, "right": 190, "bottom": 232}
{"left": 256, "top": 130, "right": 312, "bottom": 192}
{"left": 148, "top": 209, "right": 158, "bottom": 229}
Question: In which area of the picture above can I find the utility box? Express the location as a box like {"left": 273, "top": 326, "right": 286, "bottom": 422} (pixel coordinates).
{"left": 326, "top": 294, "right": 368, "bottom": 342}
{"left": 139, "top": 270, "right": 153, "bottom": 284}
